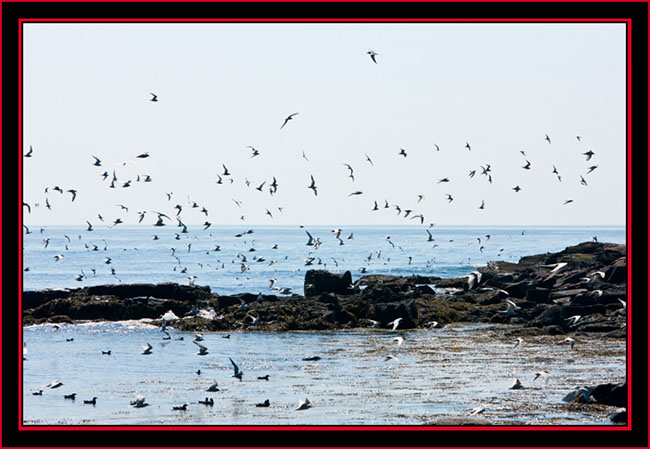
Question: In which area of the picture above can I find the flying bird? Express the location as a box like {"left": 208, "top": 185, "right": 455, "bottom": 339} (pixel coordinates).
{"left": 398, "top": 148, "right": 407, "bottom": 157}
{"left": 583, "top": 150, "right": 595, "bottom": 161}
{"left": 308, "top": 175, "right": 318, "bottom": 196}
{"left": 230, "top": 357, "right": 243, "bottom": 381}
{"left": 149, "top": 93, "right": 158, "bottom": 102}
{"left": 25, "top": 145, "right": 33, "bottom": 157}
{"left": 367, "top": 50, "right": 379, "bottom": 63}
{"left": 91, "top": 155, "right": 102, "bottom": 166}
{"left": 280, "top": 112, "right": 299, "bottom": 129}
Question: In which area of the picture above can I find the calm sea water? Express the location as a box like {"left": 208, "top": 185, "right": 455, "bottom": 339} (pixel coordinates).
{"left": 21, "top": 225, "right": 627, "bottom": 426}
{"left": 22, "top": 322, "right": 626, "bottom": 426}
{"left": 22, "top": 225, "right": 626, "bottom": 295}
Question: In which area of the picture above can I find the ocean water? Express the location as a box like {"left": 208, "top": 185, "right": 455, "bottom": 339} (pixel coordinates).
{"left": 21, "top": 225, "right": 626, "bottom": 295}
{"left": 22, "top": 322, "right": 626, "bottom": 426}
{"left": 21, "top": 225, "right": 627, "bottom": 426}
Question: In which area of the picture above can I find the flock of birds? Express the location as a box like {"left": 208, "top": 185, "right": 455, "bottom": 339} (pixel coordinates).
{"left": 21, "top": 51, "right": 602, "bottom": 287}
{"left": 26, "top": 305, "right": 612, "bottom": 420}
{"left": 22, "top": 50, "right": 619, "bottom": 423}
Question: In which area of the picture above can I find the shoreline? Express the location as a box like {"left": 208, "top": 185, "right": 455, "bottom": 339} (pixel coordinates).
{"left": 22, "top": 241, "right": 627, "bottom": 338}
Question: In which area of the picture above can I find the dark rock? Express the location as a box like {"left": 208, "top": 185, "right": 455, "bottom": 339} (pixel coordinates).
{"left": 503, "top": 280, "right": 537, "bottom": 299}
{"left": 569, "top": 293, "right": 599, "bottom": 307}
{"left": 550, "top": 288, "right": 588, "bottom": 300}
{"left": 526, "top": 288, "right": 551, "bottom": 303}
{"left": 23, "top": 288, "right": 74, "bottom": 309}
{"left": 373, "top": 301, "right": 417, "bottom": 329}
{"left": 605, "top": 260, "right": 626, "bottom": 284}
{"left": 304, "top": 270, "right": 353, "bottom": 296}
{"left": 591, "top": 381, "right": 627, "bottom": 407}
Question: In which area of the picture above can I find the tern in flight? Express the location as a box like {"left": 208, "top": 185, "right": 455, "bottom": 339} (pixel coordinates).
{"left": 545, "top": 134, "right": 551, "bottom": 144}
{"left": 25, "top": 145, "right": 33, "bottom": 157}
{"left": 230, "top": 358, "right": 243, "bottom": 381}
{"left": 150, "top": 93, "right": 158, "bottom": 102}
{"left": 583, "top": 150, "right": 595, "bottom": 161}
{"left": 308, "top": 175, "right": 318, "bottom": 196}
{"left": 388, "top": 318, "right": 403, "bottom": 331}
{"left": 367, "top": 50, "right": 379, "bottom": 63}
{"left": 91, "top": 155, "right": 102, "bottom": 166}
{"left": 365, "top": 153, "right": 374, "bottom": 165}
{"left": 398, "top": 148, "right": 407, "bottom": 157}
{"left": 141, "top": 343, "right": 153, "bottom": 355}
{"left": 280, "top": 112, "right": 299, "bottom": 129}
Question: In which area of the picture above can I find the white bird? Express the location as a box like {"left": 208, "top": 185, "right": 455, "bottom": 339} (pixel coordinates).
{"left": 533, "top": 371, "right": 550, "bottom": 382}
{"left": 562, "top": 337, "right": 576, "bottom": 349}
{"left": 141, "top": 343, "right": 153, "bottom": 355}
{"left": 565, "top": 315, "right": 581, "bottom": 326}
{"left": 194, "top": 333, "right": 204, "bottom": 341}
{"left": 131, "top": 395, "right": 149, "bottom": 408}
{"left": 513, "top": 337, "right": 523, "bottom": 348}
{"left": 387, "top": 318, "right": 403, "bottom": 331}
{"left": 193, "top": 341, "right": 209, "bottom": 355}
{"left": 393, "top": 336, "right": 404, "bottom": 346}
{"left": 296, "top": 398, "right": 312, "bottom": 410}
{"left": 367, "top": 319, "right": 381, "bottom": 328}
{"left": 509, "top": 378, "right": 523, "bottom": 390}
{"left": 618, "top": 298, "right": 627, "bottom": 313}
{"left": 230, "top": 357, "right": 243, "bottom": 381}
{"left": 384, "top": 354, "right": 400, "bottom": 362}
{"left": 501, "top": 299, "right": 520, "bottom": 315}
{"left": 547, "top": 262, "right": 568, "bottom": 274}
{"left": 468, "top": 406, "right": 485, "bottom": 416}
{"left": 46, "top": 380, "right": 63, "bottom": 389}
{"left": 247, "top": 314, "right": 260, "bottom": 325}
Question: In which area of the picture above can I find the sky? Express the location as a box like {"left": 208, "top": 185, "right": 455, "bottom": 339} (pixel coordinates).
{"left": 22, "top": 22, "right": 627, "bottom": 227}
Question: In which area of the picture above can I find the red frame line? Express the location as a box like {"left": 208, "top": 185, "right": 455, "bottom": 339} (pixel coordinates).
{"left": 15, "top": 17, "right": 633, "bottom": 433}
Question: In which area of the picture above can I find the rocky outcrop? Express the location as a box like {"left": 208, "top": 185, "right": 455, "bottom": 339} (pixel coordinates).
{"left": 22, "top": 242, "right": 627, "bottom": 337}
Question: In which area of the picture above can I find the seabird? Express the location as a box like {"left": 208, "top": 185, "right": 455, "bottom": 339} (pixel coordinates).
{"left": 84, "top": 397, "right": 98, "bottom": 405}
{"left": 365, "top": 153, "right": 374, "bottom": 165}
{"left": 230, "top": 357, "right": 243, "bottom": 381}
{"left": 25, "top": 145, "right": 33, "bottom": 157}
{"left": 131, "top": 395, "right": 149, "bottom": 408}
{"left": 280, "top": 112, "right": 299, "bottom": 129}
{"left": 141, "top": 343, "right": 153, "bottom": 355}
{"left": 583, "top": 150, "right": 595, "bottom": 161}
{"left": 199, "top": 398, "right": 214, "bottom": 406}
{"left": 308, "top": 175, "right": 318, "bottom": 196}
{"left": 149, "top": 93, "right": 158, "bottom": 102}
{"left": 398, "top": 148, "right": 407, "bottom": 157}
{"left": 565, "top": 314, "right": 582, "bottom": 326}
{"left": 445, "top": 194, "right": 454, "bottom": 203}
{"left": 522, "top": 160, "right": 531, "bottom": 170}
{"left": 562, "top": 337, "right": 576, "bottom": 349}
{"left": 545, "top": 134, "right": 551, "bottom": 144}
{"left": 367, "top": 50, "right": 379, "bottom": 63}
{"left": 587, "top": 165, "right": 598, "bottom": 174}
{"left": 513, "top": 185, "right": 521, "bottom": 192}
{"left": 387, "top": 317, "right": 403, "bottom": 331}
{"left": 513, "top": 337, "right": 524, "bottom": 349}
{"left": 296, "top": 398, "right": 312, "bottom": 410}
{"left": 64, "top": 393, "right": 76, "bottom": 400}
{"left": 580, "top": 175, "right": 588, "bottom": 186}
{"left": 256, "top": 399, "right": 270, "bottom": 407}
{"left": 533, "top": 371, "right": 550, "bottom": 382}
{"left": 172, "top": 404, "right": 188, "bottom": 411}
{"left": 136, "top": 152, "right": 150, "bottom": 159}
{"left": 438, "top": 177, "right": 450, "bottom": 184}
{"left": 193, "top": 341, "right": 209, "bottom": 355}
{"left": 207, "top": 381, "right": 219, "bottom": 392}
{"left": 46, "top": 380, "right": 63, "bottom": 389}
{"left": 465, "top": 142, "right": 471, "bottom": 151}
{"left": 509, "top": 378, "right": 523, "bottom": 390}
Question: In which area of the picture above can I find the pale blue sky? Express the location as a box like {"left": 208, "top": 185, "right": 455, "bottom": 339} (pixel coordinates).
{"left": 22, "top": 22, "right": 627, "bottom": 226}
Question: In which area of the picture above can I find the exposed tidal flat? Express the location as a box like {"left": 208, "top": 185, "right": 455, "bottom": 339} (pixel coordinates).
{"left": 21, "top": 238, "right": 628, "bottom": 426}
